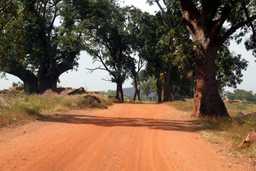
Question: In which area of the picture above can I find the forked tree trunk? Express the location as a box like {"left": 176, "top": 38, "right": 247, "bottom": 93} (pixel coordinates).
{"left": 193, "top": 46, "right": 229, "bottom": 117}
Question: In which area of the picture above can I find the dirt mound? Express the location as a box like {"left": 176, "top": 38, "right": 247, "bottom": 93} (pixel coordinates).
{"left": 78, "top": 94, "right": 108, "bottom": 109}
{"left": 42, "top": 87, "right": 87, "bottom": 96}
{"left": 66, "top": 87, "right": 87, "bottom": 95}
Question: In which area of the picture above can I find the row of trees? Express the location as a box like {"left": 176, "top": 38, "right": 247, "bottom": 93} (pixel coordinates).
{"left": 225, "top": 89, "right": 256, "bottom": 102}
{"left": 1, "top": 0, "right": 256, "bottom": 117}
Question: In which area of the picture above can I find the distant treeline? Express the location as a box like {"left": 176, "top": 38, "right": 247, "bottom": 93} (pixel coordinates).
{"left": 225, "top": 89, "right": 256, "bottom": 102}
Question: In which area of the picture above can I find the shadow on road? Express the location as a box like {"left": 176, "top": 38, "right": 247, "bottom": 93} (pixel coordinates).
{"left": 38, "top": 113, "right": 204, "bottom": 132}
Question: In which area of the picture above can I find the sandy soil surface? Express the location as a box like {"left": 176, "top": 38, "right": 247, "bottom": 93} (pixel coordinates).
{"left": 0, "top": 104, "right": 252, "bottom": 171}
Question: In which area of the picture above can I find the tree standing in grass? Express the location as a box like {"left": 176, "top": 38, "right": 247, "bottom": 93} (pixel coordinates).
{"left": 76, "top": 0, "right": 134, "bottom": 102}
{"left": 0, "top": 0, "right": 82, "bottom": 94}
{"left": 148, "top": 0, "right": 254, "bottom": 117}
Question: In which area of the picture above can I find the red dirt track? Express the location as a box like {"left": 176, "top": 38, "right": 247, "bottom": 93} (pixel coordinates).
{"left": 0, "top": 104, "right": 250, "bottom": 171}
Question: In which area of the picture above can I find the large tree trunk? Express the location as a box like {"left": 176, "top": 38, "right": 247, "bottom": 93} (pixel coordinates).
{"left": 23, "top": 77, "right": 38, "bottom": 94}
{"left": 193, "top": 46, "right": 229, "bottom": 117}
{"left": 179, "top": 0, "right": 230, "bottom": 117}
{"left": 38, "top": 76, "right": 58, "bottom": 94}
{"left": 116, "top": 82, "right": 124, "bottom": 103}
{"left": 163, "top": 70, "right": 174, "bottom": 102}
{"left": 7, "top": 68, "right": 38, "bottom": 94}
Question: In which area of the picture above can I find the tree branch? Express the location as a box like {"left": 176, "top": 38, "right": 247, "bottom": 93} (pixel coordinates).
{"left": 180, "top": 0, "right": 200, "bottom": 23}
{"left": 95, "top": 52, "right": 115, "bottom": 77}
{"left": 222, "top": 15, "right": 256, "bottom": 42}
{"left": 210, "top": 5, "right": 231, "bottom": 39}
{"left": 87, "top": 66, "right": 107, "bottom": 72}
{"left": 242, "top": 0, "right": 256, "bottom": 40}
{"left": 154, "top": 0, "right": 165, "bottom": 14}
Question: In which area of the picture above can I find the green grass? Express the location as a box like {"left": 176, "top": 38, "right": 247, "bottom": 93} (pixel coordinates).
{"left": 0, "top": 94, "right": 112, "bottom": 127}
{"left": 169, "top": 99, "right": 256, "bottom": 158}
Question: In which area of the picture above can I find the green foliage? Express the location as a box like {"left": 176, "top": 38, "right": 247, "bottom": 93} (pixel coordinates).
{"left": 216, "top": 46, "right": 248, "bottom": 89}
{"left": 128, "top": 5, "right": 194, "bottom": 100}
{"left": 0, "top": 0, "right": 82, "bottom": 93}
{"left": 140, "top": 76, "right": 157, "bottom": 96}
{"left": 147, "top": 0, "right": 250, "bottom": 95}
{"left": 225, "top": 89, "right": 256, "bottom": 102}
{"left": 77, "top": 0, "right": 133, "bottom": 83}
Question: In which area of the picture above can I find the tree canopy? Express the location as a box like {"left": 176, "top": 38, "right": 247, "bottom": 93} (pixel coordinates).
{"left": 0, "top": 0, "right": 82, "bottom": 93}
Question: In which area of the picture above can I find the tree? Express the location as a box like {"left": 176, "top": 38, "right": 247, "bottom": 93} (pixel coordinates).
{"left": 0, "top": 0, "right": 82, "bottom": 94}
{"left": 148, "top": 0, "right": 255, "bottom": 117}
{"left": 127, "top": 55, "right": 144, "bottom": 101}
{"left": 140, "top": 74, "right": 157, "bottom": 100}
{"left": 76, "top": 0, "right": 133, "bottom": 102}
{"left": 128, "top": 7, "right": 194, "bottom": 103}
{"left": 126, "top": 7, "right": 146, "bottom": 101}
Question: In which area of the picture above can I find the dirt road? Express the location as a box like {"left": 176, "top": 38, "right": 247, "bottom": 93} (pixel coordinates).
{"left": 0, "top": 104, "right": 250, "bottom": 171}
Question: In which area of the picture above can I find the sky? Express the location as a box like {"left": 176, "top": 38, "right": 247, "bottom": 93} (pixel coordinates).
{"left": 0, "top": 0, "right": 255, "bottom": 92}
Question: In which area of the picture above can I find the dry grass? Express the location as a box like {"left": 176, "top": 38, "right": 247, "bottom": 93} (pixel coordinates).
{"left": 169, "top": 99, "right": 194, "bottom": 112}
{"left": 0, "top": 93, "right": 112, "bottom": 128}
{"left": 169, "top": 99, "right": 256, "bottom": 158}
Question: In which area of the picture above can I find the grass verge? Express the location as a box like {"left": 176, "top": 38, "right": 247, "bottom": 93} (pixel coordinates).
{"left": 169, "top": 99, "right": 256, "bottom": 159}
{"left": 0, "top": 94, "right": 112, "bottom": 128}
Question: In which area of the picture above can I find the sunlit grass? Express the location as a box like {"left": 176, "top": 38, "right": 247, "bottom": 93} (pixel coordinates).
{"left": 169, "top": 99, "right": 256, "bottom": 158}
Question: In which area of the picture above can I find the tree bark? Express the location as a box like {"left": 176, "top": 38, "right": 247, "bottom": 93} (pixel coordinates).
{"left": 163, "top": 70, "right": 174, "bottom": 102}
{"left": 23, "top": 77, "right": 38, "bottom": 94}
{"left": 119, "top": 83, "right": 124, "bottom": 103}
{"left": 6, "top": 67, "right": 38, "bottom": 94}
{"left": 193, "top": 46, "right": 229, "bottom": 117}
{"left": 38, "top": 76, "right": 58, "bottom": 94}
{"left": 116, "top": 82, "right": 124, "bottom": 103}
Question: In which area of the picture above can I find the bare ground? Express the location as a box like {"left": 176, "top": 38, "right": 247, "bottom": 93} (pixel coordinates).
{"left": 0, "top": 104, "right": 253, "bottom": 171}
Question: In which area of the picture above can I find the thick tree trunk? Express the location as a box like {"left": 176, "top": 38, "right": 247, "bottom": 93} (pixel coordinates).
{"left": 133, "top": 77, "right": 141, "bottom": 101}
{"left": 8, "top": 68, "right": 38, "bottom": 94}
{"left": 156, "top": 75, "right": 162, "bottom": 103}
{"left": 163, "top": 70, "right": 174, "bottom": 102}
{"left": 115, "top": 84, "right": 120, "bottom": 101}
{"left": 23, "top": 77, "right": 38, "bottom": 94}
{"left": 179, "top": 1, "right": 230, "bottom": 117}
{"left": 38, "top": 76, "right": 58, "bottom": 94}
{"left": 193, "top": 46, "right": 229, "bottom": 117}
{"left": 116, "top": 82, "right": 124, "bottom": 103}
